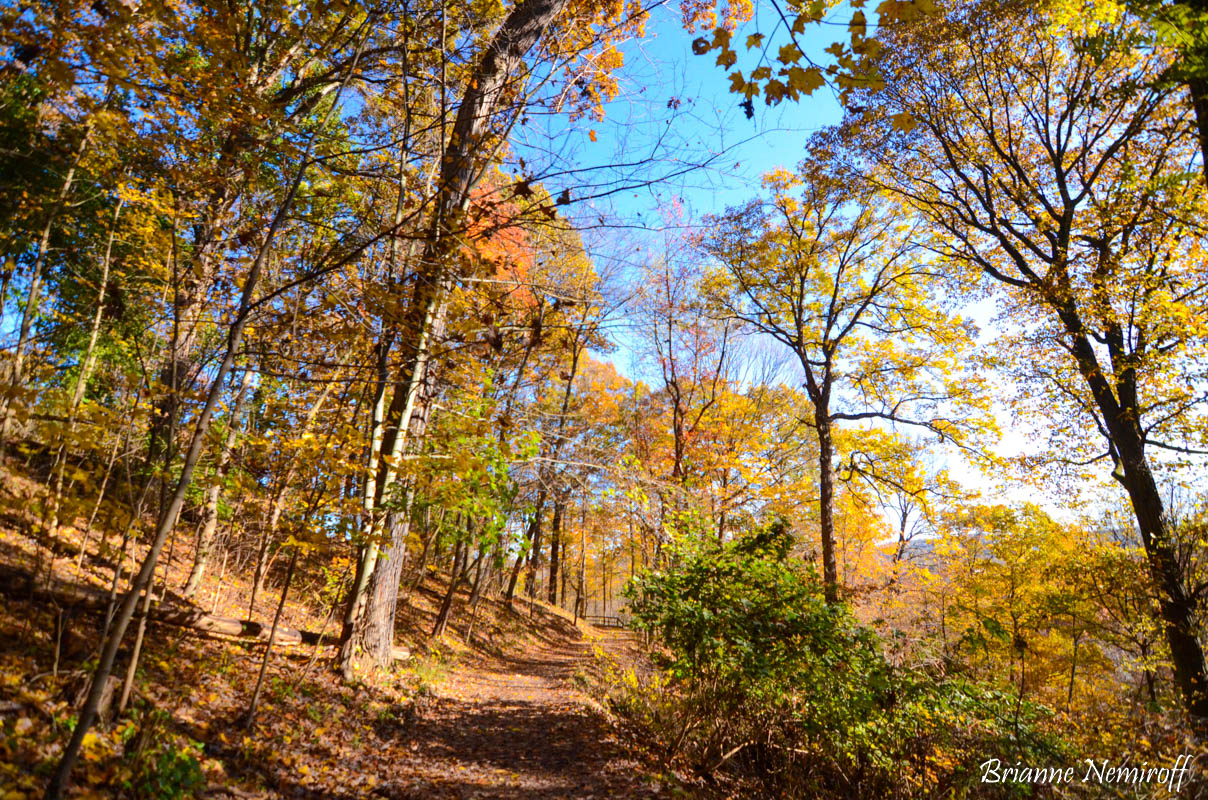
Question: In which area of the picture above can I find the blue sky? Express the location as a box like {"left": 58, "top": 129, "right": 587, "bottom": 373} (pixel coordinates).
{"left": 519, "top": 1, "right": 847, "bottom": 225}
{"left": 510, "top": 1, "right": 850, "bottom": 379}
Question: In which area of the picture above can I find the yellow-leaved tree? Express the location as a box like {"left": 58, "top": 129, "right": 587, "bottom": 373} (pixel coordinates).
{"left": 855, "top": 0, "right": 1208, "bottom": 717}
{"left": 702, "top": 153, "right": 995, "bottom": 603}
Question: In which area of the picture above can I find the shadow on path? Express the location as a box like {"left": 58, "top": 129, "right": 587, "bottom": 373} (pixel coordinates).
{"left": 371, "top": 633, "right": 671, "bottom": 799}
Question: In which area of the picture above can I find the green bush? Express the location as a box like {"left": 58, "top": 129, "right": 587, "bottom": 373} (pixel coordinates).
{"left": 121, "top": 708, "right": 206, "bottom": 800}
{"left": 622, "top": 519, "right": 1063, "bottom": 798}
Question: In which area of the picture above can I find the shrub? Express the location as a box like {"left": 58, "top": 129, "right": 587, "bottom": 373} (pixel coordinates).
{"left": 622, "top": 519, "right": 1063, "bottom": 798}
{"left": 120, "top": 709, "right": 205, "bottom": 800}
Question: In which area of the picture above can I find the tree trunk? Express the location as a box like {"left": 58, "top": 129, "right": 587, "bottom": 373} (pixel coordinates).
{"left": 248, "top": 523, "right": 275, "bottom": 617}
{"left": 464, "top": 539, "right": 490, "bottom": 641}
{"left": 116, "top": 570, "right": 159, "bottom": 716}
{"left": 407, "top": 508, "right": 440, "bottom": 591}
{"left": 46, "top": 197, "right": 125, "bottom": 548}
{"left": 143, "top": 143, "right": 244, "bottom": 474}
{"left": 338, "top": 0, "right": 573, "bottom": 677}
{"left": 340, "top": 505, "right": 414, "bottom": 676}
{"left": 1117, "top": 437, "right": 1208, "bottom": 718}
{"left": 526, "top": 510, "right": 545, "bottom": 605}
{"left": 548, "top": 498, "right": 563, "bottom": 605}
{"left": 341, "top": 337, "right": 394, "bottom": 639}
{"left": 337, "top": 262, "right": 447, "bottom": 651}
{"left": 338, "top": 299, "right": 443, "bottom": 675}
{"left": 1, "top": 120, "right": 92, "bottom": 449}
{"left": 576, "top": 502, "right": 587, "bottom": 621}
{"left": 431, "top": 540, "right": 466, "bottom": 639}
{"left": 184, "top": 368, "right": 253, "bottom": 597}
{"left": 504, "top": 551, "right": 525, "bottom": 606}
{"left": 815, "top": 403, "right": 839, "bottom": 604}
{"left": 506, "top": 494, "right": 544, "bottom": 605}
{"left": 74, "top": 414, "right": 125, "bottom": 576}
{"left": 1191, "top": 75, "right": 1208, "bottom": 185}
{"left": 249, "top": 378, "right": 336, "bottom": 614}
{"left": 244, "top": 545, "right": 299, "bottom": 727}
{"left": 1052, "top": 300, "right": 1208, "bottom": 720}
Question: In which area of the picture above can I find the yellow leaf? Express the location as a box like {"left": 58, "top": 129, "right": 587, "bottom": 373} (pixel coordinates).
{"left": 890, "top": 112, "right": 918, "bottom": 132}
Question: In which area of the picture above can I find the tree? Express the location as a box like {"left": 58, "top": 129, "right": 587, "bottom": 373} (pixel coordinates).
{"left": 624, "top": 517, "right": 1060, "bottom": 798}
{"left": 1120, "top": 0, "right": 1208, "bottom": 181}
{"left": 42, "top": 17, "right": 375, "bottom": 795}
{"left": 857, "top": 0, "right": 1208, "bottom": 717}
{"left": 703, "top": 156, "right": 991, "bottom": 602}
{"left": 631, "top": 251, "right": 736, "bottom": 547}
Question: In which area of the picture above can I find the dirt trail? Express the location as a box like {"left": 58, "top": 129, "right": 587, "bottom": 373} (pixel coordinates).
{"left": 378, "top": 625, "right": 668, "bottom": 799}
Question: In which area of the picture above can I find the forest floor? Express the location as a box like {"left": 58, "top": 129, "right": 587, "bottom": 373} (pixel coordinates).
{"left": 0, "top": 454, "right": 687, "bottom": 799}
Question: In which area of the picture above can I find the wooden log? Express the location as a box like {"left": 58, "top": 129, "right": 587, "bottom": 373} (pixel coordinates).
{"left": 0, "top": 565, "right": 309, "bottom": 646}
{"left": 153, "top": 606, "right": 302, "bottom": 645}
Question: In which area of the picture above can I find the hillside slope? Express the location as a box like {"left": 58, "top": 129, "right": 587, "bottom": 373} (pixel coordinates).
{"left": 0, "top": 458, "right": 676, "bottom": 799}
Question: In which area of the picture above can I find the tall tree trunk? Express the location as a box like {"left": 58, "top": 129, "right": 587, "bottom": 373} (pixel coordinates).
{"left": 342, "top": 337, "right": 394, "bottom": 638}
{"left": 338, "top": 303, "right": 444, "bottom": 675}
{"left": 1117, "top": 437, "right": 1208, "bottom": 719}
{"left": 815, "top": 402, "right": 838, "bottom": 604}
{"left": 1051, "top": 293, "right": 1208, "bottom": 720}
{"left": 338, "top": 0, "right": 574, "bottom": 677}
{"left": 431, "top": 540, "right": 466, "bottom": 639}
{"left": 183, "top": 367, "right": 253, "bottom": 597}
{"left": 143, "top": 136, "right": 247, "bottom": 474}
{"left": 74, "top": 407, "right": 126, "bottom": 576}
{"left": 245, "top": 544, "right": 299, "bottom": 727}
{"left": 341, "top": 503, "right": 416, "bottom": 676}
{"left": 506, "top": 494, "right": 544, "bottom": 605}
{"left": 526, "top": 508, "right": 545, "bottom": 605}
{"left": 1188, "top": 75, "right": 1208, "bottom": 185}
{"left": 407, "top": 507, "right": 440, "bottom": 592}
{"left": 548, "top": 497, "right": 563, "bottom": 605}
{"left": 249, "top": 377, "right": 337, "bottom": 614}
{"left": 342, "top": 30, "right": 437, "bottom": 636}
{"left": 504, "top": 551, "right": 525, "bottom": 606}
{"left": 45, "top": 196, "right": 125, "bottom": 552}
{"left": 464, "top": 548, "right": 489, "bottom": 641}
{"left": 338, "top": 268, "right": 448, "bottom": 649}
{"left": 576, "top": 501, "right": 587, "bottom": 620}
{"left": 1185, "top": 0, "right": 1208, "bottom": 183}
{"left": 116, "top": 562, "right": 160, "bottom": 716}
